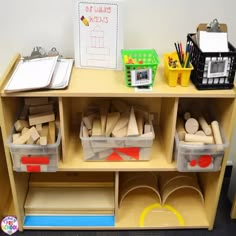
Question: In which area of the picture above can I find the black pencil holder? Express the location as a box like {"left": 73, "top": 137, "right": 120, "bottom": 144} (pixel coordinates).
{"left": 187, "top": 33, "right": 236, "bottom": 90}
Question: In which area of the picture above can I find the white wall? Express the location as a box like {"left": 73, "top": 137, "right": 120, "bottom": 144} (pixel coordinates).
{"left": 0, "top": 0, "right": 236, "bottom": 160}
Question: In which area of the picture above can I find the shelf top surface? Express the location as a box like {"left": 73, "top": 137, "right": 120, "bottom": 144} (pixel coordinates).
{"left": 1, "top": 54, "right": 235, "bottom": 98}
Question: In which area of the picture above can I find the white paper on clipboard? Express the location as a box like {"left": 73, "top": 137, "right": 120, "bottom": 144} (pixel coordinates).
{"left": 74, "top": 0, "right": 123, "bottom": 70}
{"left": 4, "top": 56, "right": 58, "bottom": 93}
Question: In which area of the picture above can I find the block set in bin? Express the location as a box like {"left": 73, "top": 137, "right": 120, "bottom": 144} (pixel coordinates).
{"left": 187, "top": 33, "right": 236, "bottom": 90}
{"left": 174, "top": 111, "right": 228, "bottom": 172}
{"left": 7, "top": 97, "right": 61, "bottom": 172}
{"left": 80, "top": 99, "right": 155, "bottom": 161}
{"left": 121, "top": 49, "right": 160, "bottom": 87}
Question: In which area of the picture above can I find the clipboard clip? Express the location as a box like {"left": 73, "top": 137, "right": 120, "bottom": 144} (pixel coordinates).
{"left": 207, "top": 19, "right": 221, "bottom": 32}
{"left": 22, "top": 47, "right": 62, "bottom": 61}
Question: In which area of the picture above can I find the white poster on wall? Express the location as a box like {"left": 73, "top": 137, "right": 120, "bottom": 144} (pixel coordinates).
{"left": 74, "top": 0, "right": 123, "bottom": 70}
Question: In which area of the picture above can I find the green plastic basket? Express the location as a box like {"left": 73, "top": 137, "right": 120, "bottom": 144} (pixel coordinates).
{"left": 121, "top": 49, "right": 160, "bottom": 87}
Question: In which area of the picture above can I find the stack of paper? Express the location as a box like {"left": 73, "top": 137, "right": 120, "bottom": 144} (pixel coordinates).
{"left": 4, "top": 57, "right": 74, "bottom": 93}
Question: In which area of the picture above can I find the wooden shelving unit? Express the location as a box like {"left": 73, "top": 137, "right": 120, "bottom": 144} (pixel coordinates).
{"left": 0, "top": 54, "right": 235, "bottom": 231}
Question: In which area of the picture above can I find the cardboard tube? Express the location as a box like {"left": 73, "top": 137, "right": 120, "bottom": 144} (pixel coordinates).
{"left": 211, "top": 121, "right": 223, "bottom": 144}
{"left": 185, "top": 118, "right": 199, "bottom": 134}
{"left": 185, "top": 133, "right": 214, "bottom": 144}
{"left": 198, "top": 116, "right": 212, "bottom": 135}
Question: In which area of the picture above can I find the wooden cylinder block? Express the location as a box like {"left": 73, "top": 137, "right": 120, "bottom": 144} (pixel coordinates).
{"left": 198, "top": 116, "right": 212, "bottom": 135}
{"left": 184, "top": 112, "right": 191, "bottom": 120}
{"left": 211, "top": 121, "right": 223, "bottom": 145}
{"left": 185, "top": 133, "right": 214, "bottom": 144}
{"left": 185, "top": 118, "right": 199, "bottom": 134}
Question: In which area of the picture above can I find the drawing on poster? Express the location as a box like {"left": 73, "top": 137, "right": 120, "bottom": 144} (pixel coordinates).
{"left": 74, "top": 0, "right": 123, "bottom": 69}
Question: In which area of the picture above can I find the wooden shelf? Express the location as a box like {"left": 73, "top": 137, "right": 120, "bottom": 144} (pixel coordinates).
{"left": 25, "top": 187, "right": 115, "bottom": 215}
{"left": 58, "top": 136, "right": 177, "bottom": 172}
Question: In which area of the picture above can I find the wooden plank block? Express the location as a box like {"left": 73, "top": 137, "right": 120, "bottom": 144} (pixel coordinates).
{"left": 127, "top": 107, "right": 139, "bottom": 136}
{"left": 112, "top": 112, "right": 129, "bottom": 134}
{"left": 29, "top": 104, "right": 54, "bottom": 115}
{"left": 82, "top": 125, "right": 89, "bottom": 138}
{"left": 19, "top": 105, "right": 29, "bottom": 120}
{"left": 24, "top": 97, "right": 49, "bottom": 106}
{"left": 100, "top": 101, "right": 110, "bottom": 135}
{"left": 136, "top": 111, "right": 144, "bottom": 135}
{"left": 14, "top": 120, "right": 29, "bottom": 132}
{"left": 36, "top": 124, "right": 43, "bottom": 134}
{"left": 12, "top": 133, "right": 21, "bottom": 142}
{"left": 92, "top": 118, "right": 102, "bottom": 136}
{"left": 105, "top": 112, "right": 120, "bottom": 137}
{"left": 13, "top": 129, "right": 31, "bottom": 144}
{"left": 29, "top": 126, "right": 40, "bottom": 141}
{"left": 21, "top": 127, "right": 29, "bottom": 135}
{"left": 112, "top": 126, "right": 127, "bottom": 137}
{"left": 82, "top": 116, "right": 92, "bottom": 130}
{"left": 26, "top": 136, "right": 35, "bottom": 145}
{"left": 41, "top": 124, "right": 49, "bottom": 137}
{"left": 29, "top": 112, "right": 55, "bottom": 126}
{"left": 40, "top": 136, "right": 47, "bottom": 145}
{"left": 144, "top": 124, "right": 151, "bottom": 134}
{"left": 48, "top": 121, "right": 56, "bottom": 144}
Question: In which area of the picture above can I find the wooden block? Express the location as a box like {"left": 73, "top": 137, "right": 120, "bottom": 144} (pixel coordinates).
{"left": 29, "top": 112, "right": 55, "bottom": 126}
{"left": 26, "top": 136, "right": 35, "bottom": 145}
{"left": 82, "top": 125, "right": 89, "bottom": 137}
{"left": 112, "top": 126, "right": 127, "bottom": 137}
{"left": 29, "top": 126, "right": 40, "bottom": 141}
{"left": 144, "top": 123, "right": 152, "bottom": 134}
{"left": 41, "top": 124, "right": 49, "bottom": 137}
{"left": 82, "top": 116, "right": 92, "bottom": 130}
{"left": 176, "top": 117, "right": 186, "bottom": 141}
{"left": 24, "top": 97, "right": 48, "bottom": 106}
{"left": 112, "top": 100, "right": 130, "bottom": 113}
{"left": 127, "top": 107, "right": 139, "bottom": 136}
{"left": 40, "top": 136, "right": 47, "bottom": 145}
{"left": 184, "top": 112, "right": 191, "bottom": 120}
{"left": 195, "top": 130, "right": 206, "bottom": 136}
{"left": 12, "top": 133, "right": 21, "bottom": 142}
{"left": 185, "top": 133, "right": 214, "bottom": 144}
{"left": 36, "top": 124, "right": 43, "bottom": 134}
{"left": 100, "top": 101, "right": 110, "bottom": 135}
{"left": 29, "top": 104, "right": 54, "bottom": 115}
{"left": 21, "top": 127, "right": 29, "bottom": 135}
{"left": 92, "top": 118, "right": 102, "bottom": 136}
{"left": 14, "top": 120, "right": 29, "bottom": 132}
{"left": 13, "top": 129, "right": 31, "bottom": 144}
{"left": 198, "top": 116, "right": 212, "bottom": 135}
{"left": 185, "top": 118, "right": 199, "bottom": 134}
{"left": 136, "top": 111, "right": 144, "bottom": 135}
{"left": 36, "top": 138, "right": 40, "bottom": 145}
{"left": 105, "top": 112, "right": 120, "bottom": 137}
{"left": 48, "top": 121, "right": 56, "bottom": 144}
{"left": 211, "top": 121, "right": 223, "bottom": 145}
{"left": 112, "top": 112, "right": 129, "bottom": 133}
{"left": 19, "top": 105, "right": 29, "bottom": 120}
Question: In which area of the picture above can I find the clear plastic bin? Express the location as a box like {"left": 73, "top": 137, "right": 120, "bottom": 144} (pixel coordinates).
{"left": 7, "top": 128, "right": 61, "bottom": 172}
{"left": 174, "top": 130, "right": 228, "bottom": 172}
{"left": 80, "top": 123, "right": 155, "bottom": 161}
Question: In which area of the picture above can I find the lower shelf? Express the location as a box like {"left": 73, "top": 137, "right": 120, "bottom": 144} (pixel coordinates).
{"left": 116, "top": 188, "right": 209, "bottom": 229}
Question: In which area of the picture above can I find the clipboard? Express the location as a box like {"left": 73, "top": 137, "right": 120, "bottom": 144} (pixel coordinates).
{"left": 4, "top": 56, "right": 58, "bottom": 93}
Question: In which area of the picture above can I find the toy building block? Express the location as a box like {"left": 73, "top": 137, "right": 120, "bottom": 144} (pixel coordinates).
{"left": 195, "top": 130, "right": 206, "bottom": 136}
{"left": 112, "top": 99, "right": 130, "bottom": 113}
{"left": 41, "top": 124, "right": 49, "bottom": 137}
{"left": 36, "top": 138, "right": 40, "bottom": 145}
{"left": 13, "top": 129, "right": 31, "bottom": 144}
{"left": 36, "top": 124, "right": 43, "bottom": 134}
{"left": 82, "top": 125, "right": 89, "bottom": 137}
{"left": 144, "top": 123, "right": 152, "bottom": 134}
{"left": 40, "top": 136, "right": 47, "bottom": 145}
{"left": 82, "top": 116, "right": 92, "bottom": 130}
{"left": 92, "top": 118, "right": 102, "bottom": 136}
{"left": 19, "top": 105, "right": 29, "bottom": 120}
{"left": 136, "top": 111, "right": 144, "bottom": 135}
{"left": 48, "top": 121, "right": 56, "bottom": 144}
{"left": 29, "top": 104, "right": 54, "bottom": 115}
{"left": 198, "top": 116, "right": 212, "bottom": 135}
{"left": 185, "top": 118, "right": 199, "bottom": 134}
{"left": 100, "top": 101, "right": 110, "bottom": 135}
{"left": 112, "top": 112, "right": 129, "bottom": 134}
{"left": 26, "top": 136, "right": 35, "bottom": 145}
{"left": 29, "top": 112, "right": 55, "bottom": 126}
{"left": 112, "top": 126, "right": 128, "bottom": 137}
{"left": 21, "top": 127, "right": 29, "bottom": 135}
{"left": 29, "top": 126, "right": 40, "bottom": 141}
{"left": 24, "top": 97, "right": 49, "bottom": 106}
{"left": 184, "top": 112, "right": 191, "bottom": 120}
{"left": 12, "top": 133, "right": 21, "bottom": 142}
{"left": 211, "top": 121, "right": 223, "bottom": 145}
{"left": 127, "top": 107, "right": 139, "bottom": 136}
{"left": 185, "top": 133, "right": 214, "bottom": 144}
{"left": 105, "top": 112, "right": 120, "bottom": 137}
{"left": 14, "top": 120, "right": 29, "bottom": 132}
